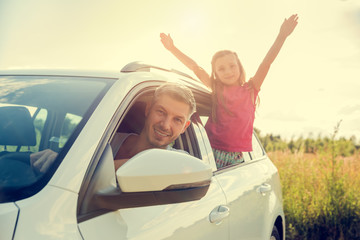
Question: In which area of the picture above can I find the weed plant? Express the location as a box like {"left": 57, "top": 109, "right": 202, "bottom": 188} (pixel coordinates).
{"left": 269, "top": 124, "right": 360, "bottom": 239}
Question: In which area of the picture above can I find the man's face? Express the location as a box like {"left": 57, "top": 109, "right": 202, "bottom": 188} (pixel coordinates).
{"left": 144, "top": 94, "right": 191, "bottom": 148}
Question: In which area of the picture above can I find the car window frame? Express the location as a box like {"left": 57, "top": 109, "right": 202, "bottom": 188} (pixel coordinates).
{"left": 191, "top": 120, "right": 217, "bottom": 171}
{"left": 248, "top": 132, "right": 266, "bottom": 161}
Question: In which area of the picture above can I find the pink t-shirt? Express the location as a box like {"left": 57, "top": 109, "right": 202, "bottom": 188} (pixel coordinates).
{"left": 205, "top": 83, "right": 259, "bottom": 152}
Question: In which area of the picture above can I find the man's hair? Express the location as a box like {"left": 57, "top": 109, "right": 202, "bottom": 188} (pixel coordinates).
{"left": 152, "top": 82, "right": 196, "bottom": 118}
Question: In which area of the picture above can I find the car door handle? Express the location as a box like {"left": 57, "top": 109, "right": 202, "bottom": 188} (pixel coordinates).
{"left": 209, "top": 205, "right": 230, "bottom": 224}
{"left": 258, "top": 183, "right": 272, "bottom": 194}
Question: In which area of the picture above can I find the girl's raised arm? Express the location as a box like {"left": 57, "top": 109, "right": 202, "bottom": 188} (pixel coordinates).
{"left": 251, "top": 14, "right": 298, "bottom": 90}
{"left": 160, "top": 33, "right": 212, "bottom": 88}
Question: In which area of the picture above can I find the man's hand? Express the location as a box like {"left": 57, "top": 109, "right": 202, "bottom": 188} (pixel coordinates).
{"left": 30, "top": 149, "right": 58, "bottom": 173}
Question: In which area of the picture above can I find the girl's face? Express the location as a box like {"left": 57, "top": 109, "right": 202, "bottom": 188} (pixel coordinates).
{"left": 214, "top": 53, "right": 241, "bottom": 86}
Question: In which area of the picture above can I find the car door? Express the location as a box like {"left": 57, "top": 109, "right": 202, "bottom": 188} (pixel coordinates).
{"left": 77, "top": 84, "right": 230, "bottom": 240}
{"left": 78, "top": 178, "right": 228, "bottom": 240}
{"left": 196, "top": 114, "right": 278, "bottom": 239}
{"left": 214, "top": 134, "right": 279, "bottom": 240}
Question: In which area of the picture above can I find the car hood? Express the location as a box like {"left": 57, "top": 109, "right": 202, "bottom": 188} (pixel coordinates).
{"left": 0, "top": 203, "right": 18, "bottom": 239}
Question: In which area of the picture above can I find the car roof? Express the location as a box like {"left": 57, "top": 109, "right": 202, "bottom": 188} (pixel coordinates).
{"left": 0, "top": 69, "right": 120, "bottom": 79}
{"left": 0, "top": 62, "right": 210, "bottom": 92}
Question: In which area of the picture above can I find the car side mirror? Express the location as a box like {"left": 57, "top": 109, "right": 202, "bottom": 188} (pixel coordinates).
{"left": 116, "top": 148, "right": 212, "bottom": 192}
{"left": 94, "top": 149, "right": 212, "bottom": 211}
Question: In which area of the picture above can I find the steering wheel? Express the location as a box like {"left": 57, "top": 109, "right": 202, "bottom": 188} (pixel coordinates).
{"left": 0, "top": 152, "right": 40, "bottom": 188}
{"left": 0, "top": 152, "right": 32, "bottom": 165}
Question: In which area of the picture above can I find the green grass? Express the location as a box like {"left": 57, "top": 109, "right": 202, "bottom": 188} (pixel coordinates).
{"left": 270, "top": 150, "right": 360, "bottom": 239}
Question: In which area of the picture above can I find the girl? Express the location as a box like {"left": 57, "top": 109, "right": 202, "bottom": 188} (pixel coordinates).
{"left": 160, "top": 14, "right": 298, "bottom": 168}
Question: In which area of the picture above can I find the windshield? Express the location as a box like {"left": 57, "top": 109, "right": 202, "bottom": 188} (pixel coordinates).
{"left": 0, "top": 75, "right": 114, "bottom": 202}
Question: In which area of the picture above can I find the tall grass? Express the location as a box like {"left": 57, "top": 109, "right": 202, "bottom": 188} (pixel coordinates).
{"left": 270, "top": 147, "right": 360, "bottom": 239}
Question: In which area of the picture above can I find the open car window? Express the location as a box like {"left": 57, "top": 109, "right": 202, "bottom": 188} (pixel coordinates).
{"left": 110, "top": 89, "right": 205, "bottom": 161}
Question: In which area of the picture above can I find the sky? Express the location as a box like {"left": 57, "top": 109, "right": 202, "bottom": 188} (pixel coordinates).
{"left": 0, "top": 0, "right": 359, "bottom": 141}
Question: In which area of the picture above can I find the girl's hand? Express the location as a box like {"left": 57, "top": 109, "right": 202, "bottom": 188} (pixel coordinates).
{"left": 160, "top": 33, "right": 175, "bottom": 51}
{"left": 280, "top": 14, "right": 299, "bottom": 37}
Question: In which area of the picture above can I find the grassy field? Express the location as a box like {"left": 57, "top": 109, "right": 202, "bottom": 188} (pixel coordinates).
{"left": 269, "top": 150, "right": 360, "bottom": 239}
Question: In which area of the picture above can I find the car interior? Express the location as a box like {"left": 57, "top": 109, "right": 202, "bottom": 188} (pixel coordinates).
{"left": 0, "top": 106, "right": 39, "bottom": 186}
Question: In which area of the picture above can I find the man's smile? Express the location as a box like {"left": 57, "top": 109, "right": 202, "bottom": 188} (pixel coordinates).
{"left": 154, "top": 128, "right": 171, "bottom": 138}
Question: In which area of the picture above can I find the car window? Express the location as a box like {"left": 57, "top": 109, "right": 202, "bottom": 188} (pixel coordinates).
{"left": 111, "top": 89, "right": 208, "bottom": 162}
{"left": 0, "top": 76, "right": 114, "bottom": 203}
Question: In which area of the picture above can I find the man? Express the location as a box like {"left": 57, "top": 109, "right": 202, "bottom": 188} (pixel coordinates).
{"left": 112, "top": 82, "right": 196, "bottom": 170}
{"left": 31, "top": 82, "right": 196, "bottom": 172}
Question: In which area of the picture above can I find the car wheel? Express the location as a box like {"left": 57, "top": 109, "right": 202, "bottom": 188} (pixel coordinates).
{"left": 270, "top": 225, "right": 281, "bottom": 240}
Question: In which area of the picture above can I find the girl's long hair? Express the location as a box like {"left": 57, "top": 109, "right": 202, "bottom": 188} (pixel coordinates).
{"left": 210, "top": 50, "right": 246, "bottom": 122}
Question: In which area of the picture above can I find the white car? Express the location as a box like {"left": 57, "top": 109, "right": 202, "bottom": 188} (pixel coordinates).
{"left": 0, "top": 62, "right": 285, "bottom": 240}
